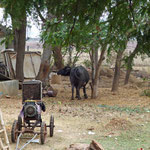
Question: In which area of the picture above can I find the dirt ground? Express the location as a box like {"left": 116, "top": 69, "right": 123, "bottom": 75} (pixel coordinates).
{"left": 1, "top": 72, "right": 150, "bottom": 150}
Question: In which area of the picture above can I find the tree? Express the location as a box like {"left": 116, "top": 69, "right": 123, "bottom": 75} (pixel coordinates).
{"left": 39, "top": 0, "right": 150, "bottom": 97}
{"left": 124, "top": 30, "right": 150, "bottom": 85}
{"left": 1, "top": 0, "right": 33, "bottom": 81}
{"left": 106, "top": 0, "right": 134, "bottom": 91}
{"left": 124, "top": 1, "right": 150, "bottom": 84}
{"left": 33, "top": 0, "right": 150, "bottom": 97}
{"left": 35, "top": 42, "right": 53, "bottom": 87}
{"left": 33, "top": 0, "right": 65, "bottom": 87}
{"left": 124, "top": 43, "right": 139, "bottom": 85}
{"left": 43, "top": 0, "right": 111, "bottom": 98}
{"left": 12, "top": 14, "right": 26, "bottom": 82}
{"left": 90, "top": 44, "right": 107, "bottom": 98}
{"left": 111, "top": 50, "right": 125, "bottom": 92}
{"left": 52, "top": 46, "right": 64, "bottom": 69}
{"left": 34, "top": 15, "right": 53, "bottom": 87}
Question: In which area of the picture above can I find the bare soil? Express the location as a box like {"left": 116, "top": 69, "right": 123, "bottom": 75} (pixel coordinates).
{"left": 1, "top": 74, "right": 150, "bottom": 150}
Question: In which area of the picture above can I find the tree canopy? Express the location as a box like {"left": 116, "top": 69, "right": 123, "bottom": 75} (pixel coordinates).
{"left": 1, "top": 0, "right": 150, "bottom": 96}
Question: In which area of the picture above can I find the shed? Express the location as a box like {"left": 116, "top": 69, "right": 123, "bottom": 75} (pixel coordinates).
{"left": 1, "top": 50, "right": 41, "bottom": 79}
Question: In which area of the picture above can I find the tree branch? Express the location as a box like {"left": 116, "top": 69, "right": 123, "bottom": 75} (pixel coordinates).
{"left": 34, "top": 2, "right": 46, "bottom": 23}
{"left": 69, "top": 0, "right": 78, "bottom": 34}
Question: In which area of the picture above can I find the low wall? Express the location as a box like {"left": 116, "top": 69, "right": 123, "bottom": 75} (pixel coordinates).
{"left": 0, "top": 80, "right": 19, "bottom": 97}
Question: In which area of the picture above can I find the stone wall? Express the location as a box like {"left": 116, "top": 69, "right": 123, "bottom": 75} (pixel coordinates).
{"left": 0, "top": 80, "right": 19, "bottom": 96}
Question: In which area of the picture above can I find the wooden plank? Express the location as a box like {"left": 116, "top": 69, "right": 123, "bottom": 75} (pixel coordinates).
{"left": 0, "top": 110, "right": 11, "bottom": 150}
{"left": 30, "top": 54, "right": 36, "bottom": 76}
{"left": 0, "top": 138, "right": 4, "bottom": 149}
{"left": 7, "top": 53, "right": 15, "bottom": 78}
{"left": 4, "top": 53, "right": 11, "bottom": 77}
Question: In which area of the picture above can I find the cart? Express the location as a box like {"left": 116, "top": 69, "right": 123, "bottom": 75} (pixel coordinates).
{"left": 11, "top": 80, "right": 55, "bottom": 147}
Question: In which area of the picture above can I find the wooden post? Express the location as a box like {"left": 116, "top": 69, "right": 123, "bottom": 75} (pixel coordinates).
{"left": 0, "top": 109, "right": 11, "bottom": 150}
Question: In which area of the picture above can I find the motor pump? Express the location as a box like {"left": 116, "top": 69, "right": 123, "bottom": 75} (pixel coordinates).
{"left": 24, "top": 102, "right": 38, "bottom": 119}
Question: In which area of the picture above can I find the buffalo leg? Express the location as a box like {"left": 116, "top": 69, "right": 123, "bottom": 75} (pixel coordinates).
{"left": 83, "top": 86, "right": 88, "bottom": 99}
{"left": 75, "top": 88, "right": 78, "bottom": 98}
{"left": 76, "top": 87, "right": 81, "bottom": 100}
{"left": 71, "top": 85, "right": 75, "bottom": 100}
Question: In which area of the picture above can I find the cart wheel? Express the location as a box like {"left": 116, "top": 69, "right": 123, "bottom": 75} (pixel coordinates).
{"left": 40, "top": 122, "right": 47, "bottom": 144}
{"left": 11, "top": 120, "right": 19, "bottom": 143}
{"left": 18, "top": 116, "right": 22, "bottom": 131}
{"left": 50, "top": 115, "right": 54, "bottom": 137}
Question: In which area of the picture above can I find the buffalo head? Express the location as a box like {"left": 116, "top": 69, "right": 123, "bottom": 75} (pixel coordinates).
{"left": 57, "top": 66, "right": 71, "bottom": 76}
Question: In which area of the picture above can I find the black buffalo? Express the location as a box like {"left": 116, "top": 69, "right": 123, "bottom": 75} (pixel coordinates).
{"left": 57, "top": 66, "right": 89, "bottom": 100}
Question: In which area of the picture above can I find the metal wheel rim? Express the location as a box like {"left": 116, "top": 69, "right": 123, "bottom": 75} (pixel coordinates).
{"left": 40, "top": 122, "right": 47, "bottom": 144}
{"left": 50, "top": 115, "right": 54, "bottom": 137}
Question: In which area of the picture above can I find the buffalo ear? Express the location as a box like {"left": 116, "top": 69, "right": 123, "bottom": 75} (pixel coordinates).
{"left": 65, "top": 67, "right": 71, "bottom": 75}
{"left": 66, "top": 67, "right": 71, "bottom": 72}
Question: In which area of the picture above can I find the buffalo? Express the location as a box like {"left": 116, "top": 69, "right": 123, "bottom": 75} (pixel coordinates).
{"left": 57, "top": 66, "right": 89, "bottom": 100}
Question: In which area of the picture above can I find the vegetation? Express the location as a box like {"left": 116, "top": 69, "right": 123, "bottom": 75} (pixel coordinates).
{"left": 98, "top": 104, "right": 150, "bottom": 114}
{"left": 1, "top": 2, "right": 150, "bottom": 149}
{"left": 96, "top": 125, "right": 150, "bottom": 150}
{"left": 0, "top": 0, "right": 150, "bottom": 97}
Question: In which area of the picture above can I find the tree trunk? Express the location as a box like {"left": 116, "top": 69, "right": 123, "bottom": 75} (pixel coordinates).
{"left": 33, "top": 9, "right": 56, "bottom": 88}
{"left": 14, "top": 30, "right": 18, "bottom": 52}
{"left": 36, "top": 43, "right": 52, "bottom": 88}
{"left": 91, "top": 45, "right": 106, "bottom": 99}
{"left": 124, "top": 67, "right": 132, "bottom": 85}
{"left": 124, "top": 44, "right": 139, "bottom": 85}
{"left": 13, "top": 15, "right": 26, "bottom": 82}
{"left": 111, "top": 50, "right": 124, "bottom": 92}
{"left": 53, "top": 46, "right": 64, "bottom": 69}
{"left": 68, "top": 45, "right": 73, "bottom": 65}
{"left": 91, "top": 47, "right": 98, "bottom": 84}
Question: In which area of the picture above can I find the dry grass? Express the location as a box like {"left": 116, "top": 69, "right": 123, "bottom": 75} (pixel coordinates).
{"left": 0, "top": 75, "right": 150, "bottom": 149}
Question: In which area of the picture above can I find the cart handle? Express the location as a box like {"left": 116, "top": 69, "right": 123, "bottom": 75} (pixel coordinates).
{"left": 24, "top": 100, "right": 42, "bottom": 103}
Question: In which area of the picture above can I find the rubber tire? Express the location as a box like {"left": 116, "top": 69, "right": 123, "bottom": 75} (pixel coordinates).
{"left": 11, "top": 120, "right": 19, "bottom": 143}
{"left": 50, "top": 115, "right": 54, "bottom": 137}
{"left": 18, "top": 116, "right": 22, "bottom": 131}
{"left": 40, "top": 122, "right": 47, "bottom": 144}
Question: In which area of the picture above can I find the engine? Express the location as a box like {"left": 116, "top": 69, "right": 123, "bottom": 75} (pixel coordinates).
{"left": 23, "top": 102, "right": 39, "bottom": 119}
